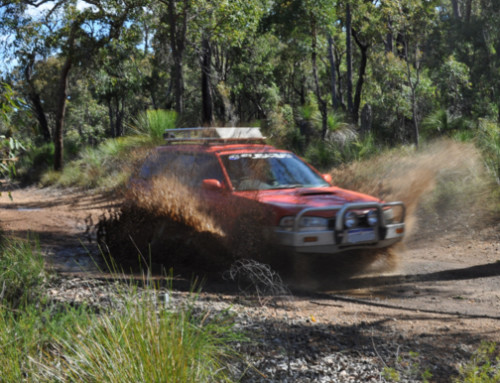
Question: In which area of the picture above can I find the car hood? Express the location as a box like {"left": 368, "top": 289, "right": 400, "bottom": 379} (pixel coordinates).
{"left": 235, "top": 186, "right": 381, "bottom": 218}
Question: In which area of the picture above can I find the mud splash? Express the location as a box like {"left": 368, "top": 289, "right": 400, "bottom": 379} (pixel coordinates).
{"left": 97, "top": 176, "right": 232, "bottom": 273}
{"left": 325, "top": 139, "right": 492, "bottom": 279}
{"left": 331, "top": 139, "right": 489, "bottom": 238}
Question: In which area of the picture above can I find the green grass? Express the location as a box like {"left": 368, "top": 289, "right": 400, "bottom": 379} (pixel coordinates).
{"left": 454, "top": 342, "right": 500, "bottom": 383}
{"left": 132, "top": 109, "right": 178, "bottom": 143}
{"left": 0, "top": 236, "right": 241, "bottom": 382}
{"left": 0, "top": 237, "right": 45, "bottom": 308}
{"left": 39, "top": 109, "right": 178, "bottom": 190}
{"left": 40, "top": 135, "right": 154, "bottom": 189}
{"left": 39, "top": 293, "right": 239, "bottom": 382}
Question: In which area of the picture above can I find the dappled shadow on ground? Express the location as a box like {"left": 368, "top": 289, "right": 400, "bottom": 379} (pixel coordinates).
{"left": 0, "top": 189, "right": 119, "bottom": 211}
{"left": 3, "top": 229, "right": 89, "bottom": 248}
{"left": 235, "top": 313, "right": 476, "bottom": 382}
{"left": 304, "top": 261, "right": 500, "bottom": 292}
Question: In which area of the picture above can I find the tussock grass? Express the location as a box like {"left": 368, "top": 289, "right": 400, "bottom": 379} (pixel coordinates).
{"left": 40, "top": 109, "right": 178, "bottom": 190}
{"left": 0, "top": 237, "right": 45, "bottom": 308}
{"left": 0, "top": 236, "right": 241, "bottom": 382}
{"left": 37, "top": 291, "right": 238, "bottom": 382}
{"left": 41, "top": 136, "right": 153, "bottom": 189}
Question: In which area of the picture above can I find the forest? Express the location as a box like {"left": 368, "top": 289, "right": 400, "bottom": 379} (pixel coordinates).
{"left": 0, "top": 0, "right": 499, "bottom": 183}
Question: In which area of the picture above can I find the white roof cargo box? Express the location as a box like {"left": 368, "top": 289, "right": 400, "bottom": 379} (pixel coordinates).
{"left": 163, "top": 127, "right": 265, "bottom": 143}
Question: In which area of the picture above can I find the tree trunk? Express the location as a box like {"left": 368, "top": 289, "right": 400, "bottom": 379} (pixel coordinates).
{"left": 168, "top": 0, "right": 189, "bottom": 114}
{"left": 352, "top": 30, "right": 369, "bottom": 124}
{"left": 107, "top": 99, "right": 114, "bottom": 137}
{"left": 24, "top": 56, "right": 51, "bottom": 142}
{"left": 346, "top": 3, "right": 353, "bottom": 117}
{"left": 405, "top": 43, "right": 420, "bottom": 148}
{"left": 115, "top": 97, "right": 124, "bottom": 137}
{"left": 465, "top": 0, "right": 472, "bottom": 23}
{"left": 201, "top": 36, "right": 213, "bottom": 125}
{"left": 360, "top": 103, "right": 372, "bottom": 137}
{"left": 29, "top": 92, "right": 51, "bottom": 142}
{"left": 451, "top": 0, "right": 461, "bottom": 19}
{"left": 311, "top": 18, "right": 328, "bottom": 139}
{"left": 54, "top": 55, "right": 72, "bottom": 171}
{"left": 327, "top": 35, "right": 339, "bottom": 110}
{"left": 385, "top": 18, "right": 393, "bottom": 54}
{"left": 335, "top": 50, "right": 345, "bottom": 109}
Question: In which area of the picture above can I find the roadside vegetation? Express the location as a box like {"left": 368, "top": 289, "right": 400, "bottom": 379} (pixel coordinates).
{"left": 0, "top": 237, "right": 240, "bottom": 382}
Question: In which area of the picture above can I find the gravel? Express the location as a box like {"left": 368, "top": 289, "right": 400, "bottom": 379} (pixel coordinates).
{"left": 46, "top": 276, "right": 474, "bottom": 383}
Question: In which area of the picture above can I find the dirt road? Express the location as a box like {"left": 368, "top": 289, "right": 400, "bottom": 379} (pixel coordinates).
{"left": 1, "top": 185, "right": 499, "bottom": 381}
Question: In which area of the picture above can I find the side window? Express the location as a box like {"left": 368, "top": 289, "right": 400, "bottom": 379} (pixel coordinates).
{"left": 139, "top": 150, "right": 225, "bottom": 188}
{"left": 139, "top": 151, "right": 175, "bottom": 178}
{"left": 189, "top": 154, "right": 225, "bottom": 187}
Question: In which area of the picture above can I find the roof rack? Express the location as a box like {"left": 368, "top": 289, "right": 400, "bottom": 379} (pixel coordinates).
{"left": 163, "top": 127, "right": 266, "bottom": 144}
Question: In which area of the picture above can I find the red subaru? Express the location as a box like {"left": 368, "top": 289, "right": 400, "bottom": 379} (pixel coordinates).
{"left": 136, "top": 127, "right": 405, "bottom": 255}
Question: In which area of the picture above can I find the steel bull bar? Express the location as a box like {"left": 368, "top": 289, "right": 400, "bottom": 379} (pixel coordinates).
{"left": 276, "top": 201, "right": 406, "bottom": 254}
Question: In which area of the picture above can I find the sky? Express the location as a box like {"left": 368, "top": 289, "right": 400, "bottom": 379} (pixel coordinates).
{"left": 1, "top": 1, "right": 96, "bottom": 76}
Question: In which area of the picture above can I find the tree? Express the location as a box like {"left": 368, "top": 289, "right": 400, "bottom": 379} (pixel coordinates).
{"left": 2, "top": 0, "right": 145, "bottom": 170}
{"left": 155, "top": 0, "right": 191, "bottom": 115}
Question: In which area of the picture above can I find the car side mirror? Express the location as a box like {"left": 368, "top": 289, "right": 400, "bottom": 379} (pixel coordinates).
{"left": 202, "top": 179, "right": 223, "bottom": 191}
{"left": 322, "top": 174, "right": 332, "bottom": 184}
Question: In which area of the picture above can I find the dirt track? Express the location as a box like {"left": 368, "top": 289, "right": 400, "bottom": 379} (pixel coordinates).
{"left": 1, "top": 185, "right": 500, "bottom": 381}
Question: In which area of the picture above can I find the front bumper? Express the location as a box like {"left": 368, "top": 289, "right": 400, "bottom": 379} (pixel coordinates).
{"left": 273, "top": 202, "right": 405, "bottom": 254}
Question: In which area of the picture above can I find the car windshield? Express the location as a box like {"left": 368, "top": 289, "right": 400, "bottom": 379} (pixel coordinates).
{"left": 221, "top": 152, "right": 329, "bottom": 191}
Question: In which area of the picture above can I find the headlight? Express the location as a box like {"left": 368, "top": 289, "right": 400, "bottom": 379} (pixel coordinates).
{"left": 299, "top": 216, "right": 328, "bottom": 230}
{"left": 279, "top": 216, "right": 329, "bottom": 230}
{"left": 279, "top": 216, "right": 295, "bottom": 230}
{"left": 366, "top": 210, "right": 379, "bottom": 226}
{"left": 344, "top": 211, "right": 358, "bottom": 228}
{"left": 383, "top": 208, "right": 394, "bottom": 224}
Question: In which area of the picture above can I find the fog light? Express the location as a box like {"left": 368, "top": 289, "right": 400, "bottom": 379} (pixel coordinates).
{"left": 367, "top": 210, "right": 379, "bottom": 226}
{"left": 344, "top": 211, "right": 358, "bottom": 228}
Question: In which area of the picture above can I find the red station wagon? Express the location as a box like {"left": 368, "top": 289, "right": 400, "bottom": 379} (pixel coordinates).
{"left": 135, "top": 127, "right": 406, "bottom": 255}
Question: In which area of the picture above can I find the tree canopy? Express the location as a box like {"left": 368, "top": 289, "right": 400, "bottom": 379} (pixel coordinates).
{"left": 1, "top": 0, "right": 499, "bottom": 170}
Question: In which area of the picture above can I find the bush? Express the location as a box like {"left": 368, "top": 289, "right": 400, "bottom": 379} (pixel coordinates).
{"left": 41, "top": 135, "right": 153, "bottom": 189}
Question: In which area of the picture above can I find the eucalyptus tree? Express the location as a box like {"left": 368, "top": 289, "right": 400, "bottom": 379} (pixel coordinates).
{"left": 340, "top": 0, "right": 396, "bottom": 124}
{"left": 385, "top": 0, "right": 438, "bottom": 147}
{"left": 1, "top": 0, "right": 146, "bottom": 170}
{"left": 192, "top": 0, "right": 267, "bottom": 124}
{"left": 92, "top": 26, "right": 147, "bottom": 138}
{"left": 153, "top": 0, "right": 191, "bottom": 115}
{"left": 265, "top": 0, "right": 337, "bottom": 138}
{"left": 0, "top": 2, "right": 52, "bottom": 142}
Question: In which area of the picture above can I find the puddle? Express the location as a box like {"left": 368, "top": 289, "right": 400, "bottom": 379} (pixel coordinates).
{"left": 46, "top": 245, "right": 105, "bottom": 274}
{"left": 17, "top": 208, "right": 43, "bottom": 212}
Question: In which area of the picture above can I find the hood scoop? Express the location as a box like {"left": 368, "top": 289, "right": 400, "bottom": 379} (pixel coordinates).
{"left": 297, "top": 189, "right": 337, "bottom": 197}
